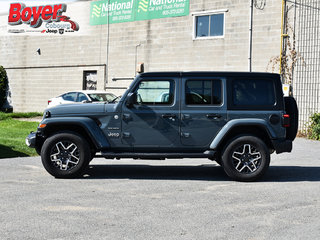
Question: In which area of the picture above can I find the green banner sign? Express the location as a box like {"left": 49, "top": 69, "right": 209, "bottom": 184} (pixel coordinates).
{"left": 90, "top": 0, "right": 189, "bottom": 25}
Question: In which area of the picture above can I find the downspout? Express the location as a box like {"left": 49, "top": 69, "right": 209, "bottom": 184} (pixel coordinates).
{"left": 280, "top": 0, "right": 287, "bottom": 79}
{"left": 135, "top": 43, "right": 141, "bottom": 76}
{"left": 291, "top": 0, "right": 297, "bottom": 85}
{"left": 105, "top": 0, "right": 110, "bottom": 89}
{"left": 248, "top": 0, "right": 253, "bottom": 72}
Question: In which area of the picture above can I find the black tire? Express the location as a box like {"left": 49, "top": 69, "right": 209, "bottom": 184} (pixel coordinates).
{"left": 213, "top": 156, "right": 222, "bottom": 166}
{"left": 209, "top": 154, "right": 222, "bottom": 166}
{"left": 284, "top": 96, "right": 299, "bottom": 141}
{"left": 222, "top": 136, "right": 270, "bottom": 182}
{"left": 41, "top": 132, "right": 91, "bottom": 178}
{"left": 215, "top": 159, "right": 222, "bottom": 166}
{"left": 90, "top": 150, "right": 96, "bottom": 162}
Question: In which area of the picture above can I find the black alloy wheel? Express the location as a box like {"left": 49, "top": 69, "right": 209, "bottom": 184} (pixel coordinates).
{"left": 222, "top": 136, "right": 270, "bottom": 181}
{"left": 41, "top": 132, "right": 91, "bottom": 178}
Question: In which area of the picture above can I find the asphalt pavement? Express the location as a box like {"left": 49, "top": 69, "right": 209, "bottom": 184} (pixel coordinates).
{"left": 0, "top": 138, "right": 319, "bottom": 240}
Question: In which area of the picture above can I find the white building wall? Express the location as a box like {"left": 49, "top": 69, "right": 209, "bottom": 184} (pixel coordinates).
{"left": 0, "top": 0, "right": 282, "bottom": 112}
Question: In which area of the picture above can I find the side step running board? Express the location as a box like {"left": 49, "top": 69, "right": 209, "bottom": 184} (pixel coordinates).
{"left": 99, "top": 150, "right": 216, "bottom": 160}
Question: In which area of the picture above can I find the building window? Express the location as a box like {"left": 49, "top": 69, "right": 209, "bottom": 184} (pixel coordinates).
{"left": 193, "top": 10, "right": 226, "bottom": 39}
{"left": 83, "top": 71, "right": 97, "bottom": 90}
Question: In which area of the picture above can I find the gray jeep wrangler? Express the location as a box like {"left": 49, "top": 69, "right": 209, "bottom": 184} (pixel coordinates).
{"left": 26, "top": 72, "right": 298, "bottom": 181}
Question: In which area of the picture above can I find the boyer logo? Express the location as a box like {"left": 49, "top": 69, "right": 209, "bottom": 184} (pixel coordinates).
{"left": 8, "top": 2, "right": 79, "bottom": 34}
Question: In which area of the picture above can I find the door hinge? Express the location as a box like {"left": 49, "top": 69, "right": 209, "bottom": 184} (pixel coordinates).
{"left": 181, "top": 132, "right": 190, "bottom": 138}
{"left": 122, "top": 132, "right": 131, "bottom": 138}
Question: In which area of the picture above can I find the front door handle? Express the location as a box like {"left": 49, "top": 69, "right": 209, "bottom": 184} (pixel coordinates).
{"left": 162, "top": 114, "right": 176, "bottom": 122}
{"left": 206, "top": 114, "right": 222, "bottom": 120}
{"left": 162, "top": 114, "right": 176, "bottom": 118}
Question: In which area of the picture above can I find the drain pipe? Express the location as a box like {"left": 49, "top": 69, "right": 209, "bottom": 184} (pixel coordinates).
{"left": 280, "top": 0, "right": 287, "bottom": 77}
{"left": 105, "top": 0, "right": 110, "bottom": 89}
{"left": 248, "top": 0, "right": 253, "bottom": 72}
{"left": 135, "top": 43, "right": 141, "bottom": 76}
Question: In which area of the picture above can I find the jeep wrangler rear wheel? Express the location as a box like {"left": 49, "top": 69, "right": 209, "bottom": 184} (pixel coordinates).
{"left": 222, "top": 136, "right": 270, "bottom": 181}
{"left": 41, "top": 132, "right": 91, "bottom": 178}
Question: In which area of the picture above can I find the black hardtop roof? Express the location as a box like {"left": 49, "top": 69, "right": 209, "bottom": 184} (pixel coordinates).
{"left": 139, "top": 71, "right": 280, "bottom": 78}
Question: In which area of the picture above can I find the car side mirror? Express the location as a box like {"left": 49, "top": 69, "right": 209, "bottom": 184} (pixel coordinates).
{"left": 126, "top": 92, "right": 136, "bottom": 108}
{"left": 81, "top": 100, "right": 92, "bottom": 103}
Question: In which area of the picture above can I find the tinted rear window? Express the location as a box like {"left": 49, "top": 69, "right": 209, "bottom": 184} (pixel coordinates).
{"left": 232, "top": 79, "right": 275, "bottom": 106}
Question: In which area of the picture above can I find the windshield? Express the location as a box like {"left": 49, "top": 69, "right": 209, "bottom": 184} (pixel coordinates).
{"left": 87, "top": 93, "right": 116, "bottom": 102}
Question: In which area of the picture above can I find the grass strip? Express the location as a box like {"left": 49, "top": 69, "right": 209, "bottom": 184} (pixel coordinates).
{"left": 0, "top": 112, "right": 42, "bottom": 121}
{"left": 0, "top": 119, "right": 39, "bottom": 158}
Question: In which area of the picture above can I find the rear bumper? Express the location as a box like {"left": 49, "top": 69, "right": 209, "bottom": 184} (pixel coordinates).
{"left": 25, "top": 132, "right": 37, "bottom": 148}
{"left": 272, "top": 139, "right": 292, "bottom": 154}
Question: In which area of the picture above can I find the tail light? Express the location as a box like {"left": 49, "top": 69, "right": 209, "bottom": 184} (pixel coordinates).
{"left": 48, "top": 100, "right": 51, "bottom": 105}
{"left": 283, "top": 114, "right": 290, "bottom": 127}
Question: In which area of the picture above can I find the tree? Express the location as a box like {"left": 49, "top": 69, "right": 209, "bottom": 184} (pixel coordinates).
{"left": 0, "top": 66, "right": 8, "bottom": 110}
{"left": 267, "top": 18, "right": 304, "bottom": 84}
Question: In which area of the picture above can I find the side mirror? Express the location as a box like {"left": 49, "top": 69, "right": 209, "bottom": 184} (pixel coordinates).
{"left": 126, "top": 92, "right": 136, "bottom": 108}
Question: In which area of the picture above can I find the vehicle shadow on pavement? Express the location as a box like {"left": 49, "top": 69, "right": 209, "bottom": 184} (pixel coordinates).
{"left": 83, "top": 164, "right": 320, "bottom": 182}
{"left": 265, "top": 166, "right": 320, "bottom": 182}
{"left": 83, "top": 164, "right": 229, "bottom": 181}
{"left": 0, "top": 144, "right": 29, "bottom": 159}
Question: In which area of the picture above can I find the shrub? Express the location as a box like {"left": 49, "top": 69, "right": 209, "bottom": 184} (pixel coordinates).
{"left": 0, "top": 66, "right": 8, "bottom": 110}
{"left": 307, "top": 113, "right": 320, "bottom": 140}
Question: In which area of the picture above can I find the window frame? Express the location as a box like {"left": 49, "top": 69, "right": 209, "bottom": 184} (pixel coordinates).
{"left": 192, "top": 9, "right": 228, "bottom": 40}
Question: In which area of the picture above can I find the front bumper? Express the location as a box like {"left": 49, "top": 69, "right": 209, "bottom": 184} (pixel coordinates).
{"left": 272, "top": 139, "right": 293, "bottom": 154}
{"left": 25, "top": 132, "right": 37, "bottom": 148}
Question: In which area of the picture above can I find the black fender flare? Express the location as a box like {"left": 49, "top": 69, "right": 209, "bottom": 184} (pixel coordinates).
{"left": 40, "top": 117, "right": 110, "bottom": 150}
{"left": 210, "top": 119, "right": 276, "bottom": 150}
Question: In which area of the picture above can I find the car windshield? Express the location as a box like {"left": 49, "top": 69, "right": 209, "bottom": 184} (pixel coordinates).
{"left": 88, "top": 93, "right": 116, "bottom": 102}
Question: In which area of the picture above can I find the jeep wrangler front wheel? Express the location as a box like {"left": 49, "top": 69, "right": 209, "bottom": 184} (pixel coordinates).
{"left": 41, "top": 132, "right": 91, "bottom": 178}
{"left": 222, "top": 136, "right": 270, "bottom": 182}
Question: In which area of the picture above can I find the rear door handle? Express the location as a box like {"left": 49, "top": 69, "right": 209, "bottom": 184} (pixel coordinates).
{"left": 206, "top": 114, "right": 222, "bottom": 120}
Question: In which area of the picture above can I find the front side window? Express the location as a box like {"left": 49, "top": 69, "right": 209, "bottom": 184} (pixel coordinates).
{"left": 135, "top": 80, "right": 174, "bottom": 105}
{"left": 195, "top": 13, "right": 224, "bottom": 38}
{"left": 186, "top": 80, "right": 222, "bottom": 105}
